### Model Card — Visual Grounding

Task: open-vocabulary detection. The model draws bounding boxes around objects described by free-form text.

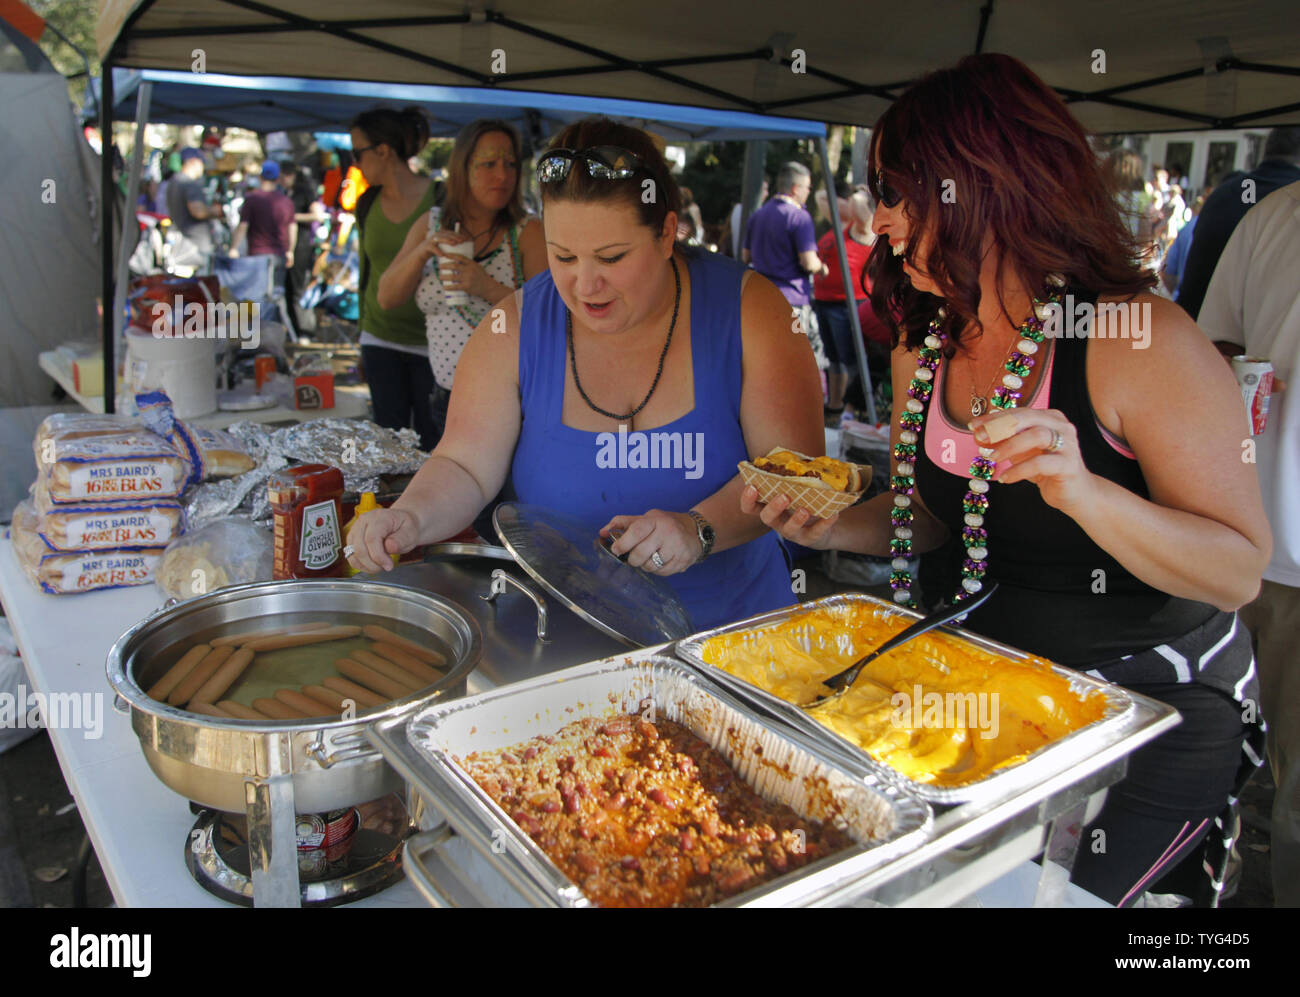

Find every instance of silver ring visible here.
[1046,429,1064,453]
[651,550,666,569]
[343,545,355,558]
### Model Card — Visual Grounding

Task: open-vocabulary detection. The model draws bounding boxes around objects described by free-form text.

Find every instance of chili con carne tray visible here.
[388,654,932,907]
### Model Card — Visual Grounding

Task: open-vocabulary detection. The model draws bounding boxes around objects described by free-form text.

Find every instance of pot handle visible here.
[113,694,130,716]
[480,568,550,643]
[404,823,508,908]
[306,729,374,769]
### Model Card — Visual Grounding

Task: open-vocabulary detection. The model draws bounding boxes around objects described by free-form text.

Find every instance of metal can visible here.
[1232,356,1274,435]
[296,807,360,881]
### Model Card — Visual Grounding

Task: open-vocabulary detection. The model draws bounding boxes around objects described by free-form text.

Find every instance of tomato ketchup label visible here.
[300,499,342,570]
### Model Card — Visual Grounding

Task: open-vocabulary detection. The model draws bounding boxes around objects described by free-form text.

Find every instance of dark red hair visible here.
[867,53,1155,352]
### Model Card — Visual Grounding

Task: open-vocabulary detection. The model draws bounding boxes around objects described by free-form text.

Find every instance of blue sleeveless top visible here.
[511,249,794,632]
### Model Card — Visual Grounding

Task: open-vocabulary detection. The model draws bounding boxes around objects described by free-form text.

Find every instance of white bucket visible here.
[126,328,218,418]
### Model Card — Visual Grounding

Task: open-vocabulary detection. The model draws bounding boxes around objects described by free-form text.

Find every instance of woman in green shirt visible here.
[350,107,439,448]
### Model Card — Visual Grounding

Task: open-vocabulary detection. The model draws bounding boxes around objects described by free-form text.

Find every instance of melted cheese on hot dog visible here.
[754,451,853,491]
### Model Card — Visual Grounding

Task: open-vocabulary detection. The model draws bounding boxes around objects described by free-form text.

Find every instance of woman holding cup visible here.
[379,119,546,443]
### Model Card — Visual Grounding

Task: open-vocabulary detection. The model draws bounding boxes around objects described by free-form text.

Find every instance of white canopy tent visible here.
[98,1,1300,133]
[93,0,1300,412]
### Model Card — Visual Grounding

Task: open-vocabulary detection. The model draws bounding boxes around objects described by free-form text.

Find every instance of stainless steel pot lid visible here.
[492,503,693,648]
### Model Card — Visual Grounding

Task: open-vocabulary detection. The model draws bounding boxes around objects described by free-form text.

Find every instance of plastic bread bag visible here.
[36,408,256,481]
[185,424,257,478]
[35,498,185,551]
[34,418,192,506]
[155,517,273,602]
[12,501,166,595]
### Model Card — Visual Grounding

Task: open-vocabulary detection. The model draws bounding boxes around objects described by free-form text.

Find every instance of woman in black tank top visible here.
[743,55,1272,907]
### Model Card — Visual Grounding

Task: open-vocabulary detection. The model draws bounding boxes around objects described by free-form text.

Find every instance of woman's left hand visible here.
[969,408,1102,516]
[438,254,496,301]
[600,510,700,576]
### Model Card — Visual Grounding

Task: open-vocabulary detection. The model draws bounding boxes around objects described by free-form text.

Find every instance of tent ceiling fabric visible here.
[98,0,1299,133]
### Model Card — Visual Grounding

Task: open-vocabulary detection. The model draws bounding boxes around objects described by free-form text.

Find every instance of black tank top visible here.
[914,288,1216,667]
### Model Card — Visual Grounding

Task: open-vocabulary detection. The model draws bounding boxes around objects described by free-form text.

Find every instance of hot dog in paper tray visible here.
[738,447,872,519]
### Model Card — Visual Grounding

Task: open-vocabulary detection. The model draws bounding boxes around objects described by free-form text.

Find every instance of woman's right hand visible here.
[345,507,421,574]
[421,228,464,260]
[739,485,840,549]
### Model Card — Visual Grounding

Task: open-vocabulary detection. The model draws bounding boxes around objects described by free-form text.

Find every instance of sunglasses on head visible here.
[537,146,648,184]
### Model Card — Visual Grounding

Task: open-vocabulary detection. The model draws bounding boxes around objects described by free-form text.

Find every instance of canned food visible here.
[296,807,360,881]
[1231,356,1274,435]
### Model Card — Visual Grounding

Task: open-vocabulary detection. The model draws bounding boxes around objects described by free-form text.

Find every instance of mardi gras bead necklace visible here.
[889,274,1066,612]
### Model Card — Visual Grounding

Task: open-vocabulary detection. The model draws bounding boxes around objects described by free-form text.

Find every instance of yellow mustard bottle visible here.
[343,492,399,575]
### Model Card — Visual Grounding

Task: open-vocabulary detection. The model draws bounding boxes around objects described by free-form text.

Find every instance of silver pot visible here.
[106,578,482,906]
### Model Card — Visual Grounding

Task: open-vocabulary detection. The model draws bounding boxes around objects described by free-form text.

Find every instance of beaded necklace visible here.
[888,273,1066,612]
[567,256,681,424]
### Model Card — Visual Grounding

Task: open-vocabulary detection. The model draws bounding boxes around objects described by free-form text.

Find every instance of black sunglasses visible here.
[871,168,904,209]
[537,146,649,183]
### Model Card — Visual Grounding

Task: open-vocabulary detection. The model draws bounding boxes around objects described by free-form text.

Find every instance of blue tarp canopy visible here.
[99,68,826,141]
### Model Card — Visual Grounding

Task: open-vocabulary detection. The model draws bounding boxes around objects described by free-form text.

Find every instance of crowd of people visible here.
[128,69,1299,909]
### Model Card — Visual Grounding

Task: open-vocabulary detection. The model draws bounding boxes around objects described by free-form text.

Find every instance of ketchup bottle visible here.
[268,464,346,579]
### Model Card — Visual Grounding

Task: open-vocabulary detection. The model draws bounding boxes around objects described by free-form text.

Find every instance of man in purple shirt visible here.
[743,162,828,304]
[742,162,828,378]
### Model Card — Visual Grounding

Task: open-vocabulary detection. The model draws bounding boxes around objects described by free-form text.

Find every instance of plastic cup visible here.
[439,238,474,307]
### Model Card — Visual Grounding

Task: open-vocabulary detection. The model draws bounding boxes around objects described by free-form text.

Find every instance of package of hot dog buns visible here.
[738,447,872,519]
[34,409,256,492]
[29,497,185,551]
[12,500,167,595]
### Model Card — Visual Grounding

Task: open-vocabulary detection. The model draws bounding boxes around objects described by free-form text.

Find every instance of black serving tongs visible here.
[801,583,998,711]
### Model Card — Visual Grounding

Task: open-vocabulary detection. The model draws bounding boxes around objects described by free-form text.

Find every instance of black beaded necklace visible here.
[566,257,681,424]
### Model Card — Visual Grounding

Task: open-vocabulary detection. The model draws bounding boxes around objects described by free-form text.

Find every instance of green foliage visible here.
[416,138,456,174]
[29,0,100,107]
[678,135,851,227]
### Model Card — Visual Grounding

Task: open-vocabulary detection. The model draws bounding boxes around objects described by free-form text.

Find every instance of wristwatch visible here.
[687,509,715,562]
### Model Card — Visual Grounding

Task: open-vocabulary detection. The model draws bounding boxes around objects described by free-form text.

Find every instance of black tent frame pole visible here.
[100,63,115,414]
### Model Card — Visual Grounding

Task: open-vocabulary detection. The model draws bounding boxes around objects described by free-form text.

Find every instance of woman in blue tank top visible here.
[344,118,824,632]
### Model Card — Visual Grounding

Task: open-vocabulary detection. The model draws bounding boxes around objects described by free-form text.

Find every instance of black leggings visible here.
[1070,681,1248,906]
[361,344,439,451]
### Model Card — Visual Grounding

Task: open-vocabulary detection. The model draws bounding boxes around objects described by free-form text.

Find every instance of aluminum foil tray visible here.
[675,593,1148,807]
[374,653,932,907]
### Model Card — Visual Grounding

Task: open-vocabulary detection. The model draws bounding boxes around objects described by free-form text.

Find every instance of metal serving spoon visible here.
[802,583,998,711]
